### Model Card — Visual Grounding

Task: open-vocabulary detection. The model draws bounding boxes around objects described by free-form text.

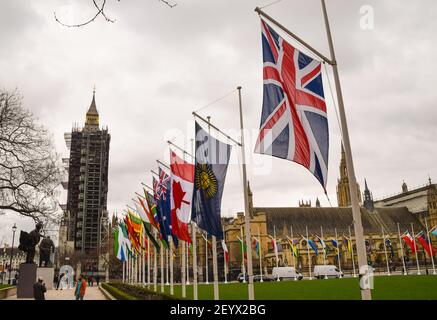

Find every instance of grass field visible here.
[0,284,12,290]
[156,275,437,300]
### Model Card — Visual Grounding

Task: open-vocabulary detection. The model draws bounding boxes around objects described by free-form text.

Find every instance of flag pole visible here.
[186,241,190,285]
[212,235,219,300]
[382,227,391,276]
[160,243,164,292]
[290,226,297,281]
[273,226,279,281]
[192,223,198,300]
[147,232,151,286]
[239,227,247,283]
[122,260,125,283]
[258,227,263,282]
[254,7,333,64]
[424,216,436,275]
[223,225,228,284]
[411,223,421,275]
[306,226,312,280]
[397,223,407,275]
[335,228,342,278]
[191,136,199,300]
[237,86,255,300]
[348,226,357,277]
[320,0,371,300]
[205,232,209,284]
[321,226,327,279]
[153,230,158,291]
[170,236,174,295]
[206,115,220,301]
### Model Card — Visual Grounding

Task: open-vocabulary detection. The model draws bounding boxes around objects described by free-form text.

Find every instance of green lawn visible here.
[0,284,12,290]
[153,275,437,300]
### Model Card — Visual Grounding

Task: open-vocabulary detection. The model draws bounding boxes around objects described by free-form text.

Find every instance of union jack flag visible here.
[254,20,329,190]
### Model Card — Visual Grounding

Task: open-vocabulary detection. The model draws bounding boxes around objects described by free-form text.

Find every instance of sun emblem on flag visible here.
[195,163,218,199]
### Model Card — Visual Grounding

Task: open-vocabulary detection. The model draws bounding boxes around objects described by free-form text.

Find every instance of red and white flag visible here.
[221,240,229,265]
[401,231,417,254]
[170,150,193,243]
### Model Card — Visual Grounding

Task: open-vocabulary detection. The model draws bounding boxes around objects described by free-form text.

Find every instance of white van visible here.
[313,265,343,279]
[271,267,303,281]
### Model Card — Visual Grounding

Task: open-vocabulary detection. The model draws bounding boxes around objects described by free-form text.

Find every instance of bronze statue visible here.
[18,222,43,264]
[39,236,55,267]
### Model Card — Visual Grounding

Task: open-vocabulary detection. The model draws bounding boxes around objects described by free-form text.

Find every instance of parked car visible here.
[271,267,303,281]
[253,275,274,282]
[313,265,343,279]
[237,273,247,283]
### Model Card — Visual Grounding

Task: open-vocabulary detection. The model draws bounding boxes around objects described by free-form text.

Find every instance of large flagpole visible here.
[411,223,421,275]
[424,216,436,275]
[237,86,255,300]
[382,227,391,276]
[320,0,370,299]
[255,2,371,299]
[348,226,357,277]
[397,223,407,275]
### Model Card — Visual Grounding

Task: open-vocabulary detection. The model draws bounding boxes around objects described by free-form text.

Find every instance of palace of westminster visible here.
[47,91,437,280]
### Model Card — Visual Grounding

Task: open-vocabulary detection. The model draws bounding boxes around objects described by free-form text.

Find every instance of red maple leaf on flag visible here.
[172,180,190,210]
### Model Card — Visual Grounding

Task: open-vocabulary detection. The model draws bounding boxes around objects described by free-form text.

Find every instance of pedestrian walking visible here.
[33,277,46,300]
[74,275,87,300]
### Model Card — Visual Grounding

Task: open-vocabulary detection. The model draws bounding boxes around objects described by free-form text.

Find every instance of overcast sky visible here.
[1,0,436,245]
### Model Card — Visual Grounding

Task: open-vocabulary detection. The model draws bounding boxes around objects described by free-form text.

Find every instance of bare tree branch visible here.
[54,0,177,28]
[0,89,63,225]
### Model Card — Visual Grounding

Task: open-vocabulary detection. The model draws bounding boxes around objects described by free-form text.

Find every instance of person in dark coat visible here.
[33,277,47,300]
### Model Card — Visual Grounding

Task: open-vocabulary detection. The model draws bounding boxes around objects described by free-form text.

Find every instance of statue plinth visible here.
[17,263,37,298]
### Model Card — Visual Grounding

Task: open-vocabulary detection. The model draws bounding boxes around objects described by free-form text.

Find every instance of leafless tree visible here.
[54,0,177,28]
[0,89,63,224]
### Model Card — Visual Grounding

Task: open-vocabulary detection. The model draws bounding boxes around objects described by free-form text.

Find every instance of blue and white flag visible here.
[191,121,232,239]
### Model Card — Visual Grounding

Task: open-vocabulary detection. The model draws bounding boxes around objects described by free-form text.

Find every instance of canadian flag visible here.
[170,150,193,243]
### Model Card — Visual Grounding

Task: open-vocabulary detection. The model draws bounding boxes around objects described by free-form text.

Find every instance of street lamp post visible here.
[8,224,17,285]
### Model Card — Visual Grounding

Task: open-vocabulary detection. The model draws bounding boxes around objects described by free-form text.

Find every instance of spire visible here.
[85,87,99,127]
[402,180,408,193]
[363,178,374,212]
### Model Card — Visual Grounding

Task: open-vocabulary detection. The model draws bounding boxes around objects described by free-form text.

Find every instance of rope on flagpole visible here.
[259,0,283,10]
[193,88,238,114]
[323,62,343,141]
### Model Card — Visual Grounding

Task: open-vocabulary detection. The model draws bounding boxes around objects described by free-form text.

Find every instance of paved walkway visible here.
[6,286,108,300]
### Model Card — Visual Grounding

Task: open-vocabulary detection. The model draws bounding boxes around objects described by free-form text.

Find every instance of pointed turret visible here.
[85,88,99,128]
[363,178,374,212]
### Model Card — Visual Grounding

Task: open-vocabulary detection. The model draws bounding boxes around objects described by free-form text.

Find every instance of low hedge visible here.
[102,283,181,300]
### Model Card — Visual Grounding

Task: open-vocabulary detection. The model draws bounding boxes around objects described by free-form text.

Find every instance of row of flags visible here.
[114,121,234,263]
